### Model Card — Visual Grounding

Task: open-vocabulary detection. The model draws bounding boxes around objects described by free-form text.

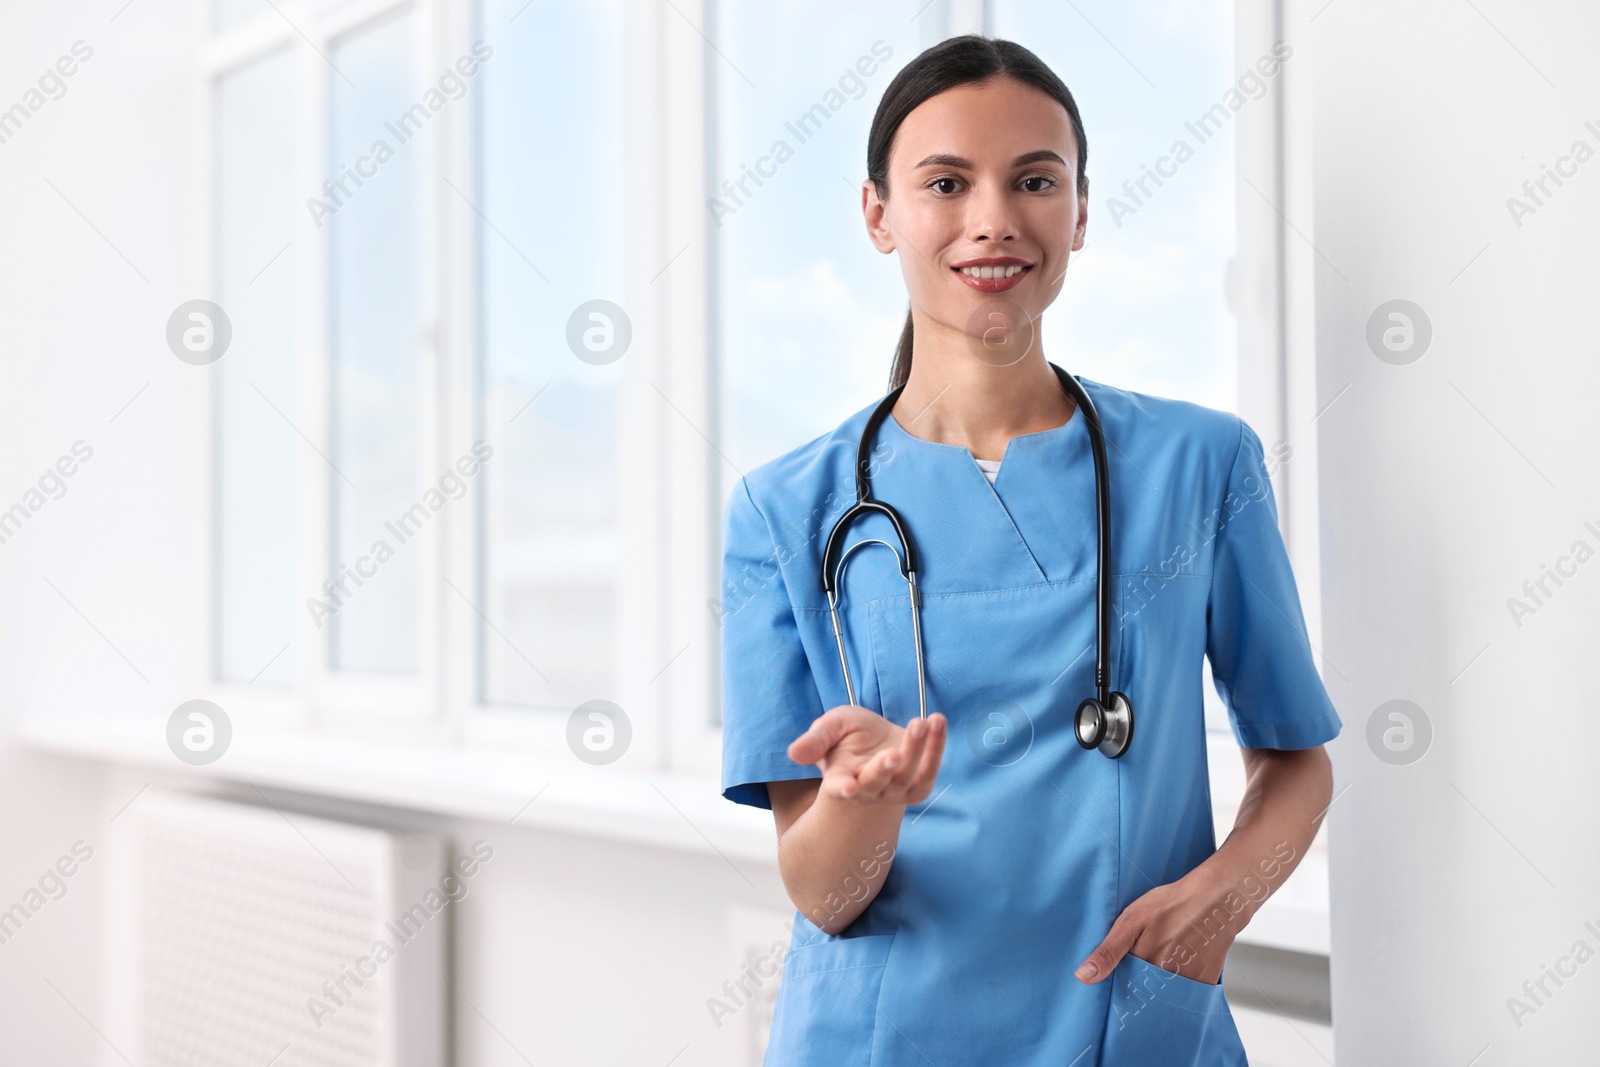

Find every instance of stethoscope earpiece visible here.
[1074,691,1135,759]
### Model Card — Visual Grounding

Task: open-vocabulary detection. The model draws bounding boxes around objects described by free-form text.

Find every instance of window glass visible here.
[475,0,625,709]
[214,47,298,686]
[328,8,421,674]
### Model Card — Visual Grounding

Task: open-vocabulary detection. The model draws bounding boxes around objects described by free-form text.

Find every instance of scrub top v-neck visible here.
[870,402,1099,592]
[718,376,1341,1067]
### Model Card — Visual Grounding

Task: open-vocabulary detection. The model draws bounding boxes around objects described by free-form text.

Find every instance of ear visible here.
[1072,184,1089,252]
[862,179,896,254]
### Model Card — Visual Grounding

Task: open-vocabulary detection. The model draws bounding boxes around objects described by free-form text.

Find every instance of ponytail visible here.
[888,308,914,392]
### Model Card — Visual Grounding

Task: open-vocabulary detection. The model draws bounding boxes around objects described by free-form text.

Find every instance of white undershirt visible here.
[974,457,1002,485]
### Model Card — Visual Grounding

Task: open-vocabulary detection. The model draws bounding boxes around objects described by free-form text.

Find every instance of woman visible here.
[719,34,1338,1066]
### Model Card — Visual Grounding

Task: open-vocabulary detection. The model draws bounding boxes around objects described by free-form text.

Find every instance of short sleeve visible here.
[1206,419,1342,750]
[719,477,825,809]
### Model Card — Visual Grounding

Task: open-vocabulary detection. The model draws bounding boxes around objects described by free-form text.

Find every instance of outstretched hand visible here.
[788,705,947,805]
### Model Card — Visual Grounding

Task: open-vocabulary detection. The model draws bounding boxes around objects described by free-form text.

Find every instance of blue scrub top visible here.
[719,376,1341,1066]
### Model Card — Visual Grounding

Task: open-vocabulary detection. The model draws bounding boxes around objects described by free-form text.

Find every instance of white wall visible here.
[1311,0,1600,1062]
[0,0,202,726]
[0,746,108,1066]
[0,2,196,1059]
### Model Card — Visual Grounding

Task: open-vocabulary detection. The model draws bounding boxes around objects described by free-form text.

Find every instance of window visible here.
[201,0,638,735]
[474,0,626,712]
[213,47,297,688]
[328,9,421,675]
[196,3,1311,889]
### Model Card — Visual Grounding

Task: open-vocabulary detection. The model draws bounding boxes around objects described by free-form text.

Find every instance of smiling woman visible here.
[719,33,1339,1067]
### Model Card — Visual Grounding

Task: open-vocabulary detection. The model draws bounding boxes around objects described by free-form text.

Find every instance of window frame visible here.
[454,0,667,759]
[192,0,674,760]
[197,0,453,742]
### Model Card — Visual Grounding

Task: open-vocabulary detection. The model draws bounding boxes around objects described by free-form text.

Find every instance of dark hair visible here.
[866,35,1090,392]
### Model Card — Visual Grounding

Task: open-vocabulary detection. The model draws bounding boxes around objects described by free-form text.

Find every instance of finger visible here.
[906,714,948,796]
[820,767,862,800]
[854,746,904,800]
[1076,913,1139,984]
[886,717,929,791]
[788,710,849,766]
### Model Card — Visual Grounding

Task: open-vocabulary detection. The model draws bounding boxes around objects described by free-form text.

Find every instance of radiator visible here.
[110,790,448,1067]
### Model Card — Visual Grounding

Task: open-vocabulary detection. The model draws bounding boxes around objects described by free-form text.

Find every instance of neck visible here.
[890,313,1075,462]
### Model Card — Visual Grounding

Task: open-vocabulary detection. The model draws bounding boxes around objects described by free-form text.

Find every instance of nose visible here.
[966,176,1021,243]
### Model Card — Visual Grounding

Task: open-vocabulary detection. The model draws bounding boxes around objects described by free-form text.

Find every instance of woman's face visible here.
[865,76,1086,348]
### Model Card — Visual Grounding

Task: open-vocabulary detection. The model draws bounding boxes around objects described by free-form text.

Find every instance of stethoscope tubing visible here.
[826,538,927,719]
[820,361,1120,748]
[1049,365,1114,709]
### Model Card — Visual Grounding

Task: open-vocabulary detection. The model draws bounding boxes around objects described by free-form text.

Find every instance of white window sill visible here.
[14,714,1329,955]
[15,714,780,863]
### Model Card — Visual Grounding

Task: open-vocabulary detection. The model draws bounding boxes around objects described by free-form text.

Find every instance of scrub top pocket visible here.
[1100,953,1247,1067]
[764,931,897,1067]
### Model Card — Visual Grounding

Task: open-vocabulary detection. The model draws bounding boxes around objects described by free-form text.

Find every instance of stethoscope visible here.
[819,361,1135,759]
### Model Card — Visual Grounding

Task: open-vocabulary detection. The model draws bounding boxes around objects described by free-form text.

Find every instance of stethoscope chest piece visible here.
[1075,691,1135,759]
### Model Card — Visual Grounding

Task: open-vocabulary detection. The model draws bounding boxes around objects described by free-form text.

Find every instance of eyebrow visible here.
[914,149,1069,170]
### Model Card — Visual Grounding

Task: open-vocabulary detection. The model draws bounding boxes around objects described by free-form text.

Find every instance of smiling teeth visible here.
[959,265,1026,279]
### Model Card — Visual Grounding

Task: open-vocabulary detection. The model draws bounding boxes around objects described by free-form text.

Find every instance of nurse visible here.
[719,34,1340,1067]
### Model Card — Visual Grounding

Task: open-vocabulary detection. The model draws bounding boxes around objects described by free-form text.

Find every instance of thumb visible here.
[1075,917,1138,984]
[788,710,849,766]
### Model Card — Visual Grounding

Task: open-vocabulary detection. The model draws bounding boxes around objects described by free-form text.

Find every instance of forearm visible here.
[777,785,904,935]
[1191,746,1333,930]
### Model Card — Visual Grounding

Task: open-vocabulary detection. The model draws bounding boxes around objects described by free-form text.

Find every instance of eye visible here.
[1021,174,1059,192]
[929,176,961,195]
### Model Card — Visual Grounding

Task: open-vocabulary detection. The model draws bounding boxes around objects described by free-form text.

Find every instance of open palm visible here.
[787,705,947,804]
